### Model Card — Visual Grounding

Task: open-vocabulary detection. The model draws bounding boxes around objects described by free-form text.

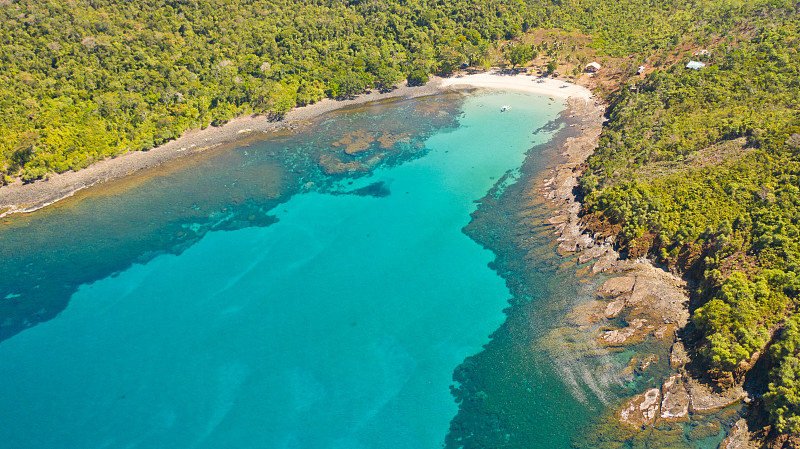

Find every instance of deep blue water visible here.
[0,91,567,448]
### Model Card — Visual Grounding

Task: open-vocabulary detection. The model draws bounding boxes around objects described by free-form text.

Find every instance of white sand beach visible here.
[441,71,593,100]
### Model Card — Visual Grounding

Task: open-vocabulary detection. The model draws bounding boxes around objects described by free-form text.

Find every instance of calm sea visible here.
[0,91,619,448]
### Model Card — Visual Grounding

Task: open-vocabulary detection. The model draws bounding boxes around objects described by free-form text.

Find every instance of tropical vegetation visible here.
[578,2,800,434]
[4,0,800,436]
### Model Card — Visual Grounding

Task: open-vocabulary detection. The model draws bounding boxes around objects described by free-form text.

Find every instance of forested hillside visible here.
[0,0,771,183]
[578,4,800,435]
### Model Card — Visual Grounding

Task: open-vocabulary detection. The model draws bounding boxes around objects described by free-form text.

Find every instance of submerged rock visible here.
[636,354,659,374]
[318,154,368,175]
[332,130,376,155]
[600,318,650,346]
[720,418,760,449]
[567,300,606,326]
[687,419,722,441]
[547,213,569,225]
[376,132,409,150]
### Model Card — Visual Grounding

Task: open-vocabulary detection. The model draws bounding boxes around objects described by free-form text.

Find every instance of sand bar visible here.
[0,72,593,217]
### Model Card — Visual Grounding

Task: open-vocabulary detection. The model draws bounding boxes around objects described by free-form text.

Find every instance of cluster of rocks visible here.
[318,129,419,175]
[330,129,411,155]
[618,350,747,430]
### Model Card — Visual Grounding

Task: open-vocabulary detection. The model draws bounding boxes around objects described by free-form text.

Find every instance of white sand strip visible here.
[440,71,592,100]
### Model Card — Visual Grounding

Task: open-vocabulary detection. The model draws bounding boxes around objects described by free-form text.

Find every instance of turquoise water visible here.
[0,92,566,448]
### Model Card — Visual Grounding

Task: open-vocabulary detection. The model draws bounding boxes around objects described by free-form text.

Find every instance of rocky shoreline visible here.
[541,98,757,446]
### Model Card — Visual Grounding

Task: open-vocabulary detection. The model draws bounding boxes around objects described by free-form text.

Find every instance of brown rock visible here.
[599,276,636,297]
[619,388,661,428]
[687,377,747,413]
[577,244,608,264]
[629,278,657,304]
[376,132,408,149]
[600,318,648,346]
[720,419,760,449]
[547,214,569,225]
[636,354,659,374]
[318,154,368,175]
[670,342,689,369]
[557,232,595,255]
[604,299,625,319]
[659,374,689,422]
[334,130,376,155]
[344,140,372,155]
[653,324,673,340]
[592,251,619,273]
[624,272,689,327]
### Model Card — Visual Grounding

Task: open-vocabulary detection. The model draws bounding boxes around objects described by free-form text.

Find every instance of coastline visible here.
[0,71,592,218]
[539,82,751,446]
[447,95,611,447]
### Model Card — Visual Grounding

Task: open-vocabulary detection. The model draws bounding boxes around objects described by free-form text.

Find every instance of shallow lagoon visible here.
[0,91,575,448]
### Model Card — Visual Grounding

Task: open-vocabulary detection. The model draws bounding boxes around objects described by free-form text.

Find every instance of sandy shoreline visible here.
[440,71,592,100]
[0,71,593,217]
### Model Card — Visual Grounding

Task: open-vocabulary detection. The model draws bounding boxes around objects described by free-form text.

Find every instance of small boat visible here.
[500,105,511,112]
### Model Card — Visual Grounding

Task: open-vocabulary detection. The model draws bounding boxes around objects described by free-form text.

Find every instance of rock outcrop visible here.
[720,419,760,449]
[686,376,748,413]
[659,374,690,422]
[619,388,661,428]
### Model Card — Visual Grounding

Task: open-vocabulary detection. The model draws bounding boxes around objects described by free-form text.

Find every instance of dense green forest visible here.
[4,0,800,438]
[578,3,800,435]
[0,0,765,183]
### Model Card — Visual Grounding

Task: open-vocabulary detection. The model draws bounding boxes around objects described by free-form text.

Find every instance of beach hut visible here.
[686,61,706,70]
[585,62,602,72]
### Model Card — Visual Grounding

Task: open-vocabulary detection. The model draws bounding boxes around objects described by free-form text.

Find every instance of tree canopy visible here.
[577,3,800,430]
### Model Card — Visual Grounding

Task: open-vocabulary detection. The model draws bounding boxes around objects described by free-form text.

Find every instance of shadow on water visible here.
[0,94,463,343]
